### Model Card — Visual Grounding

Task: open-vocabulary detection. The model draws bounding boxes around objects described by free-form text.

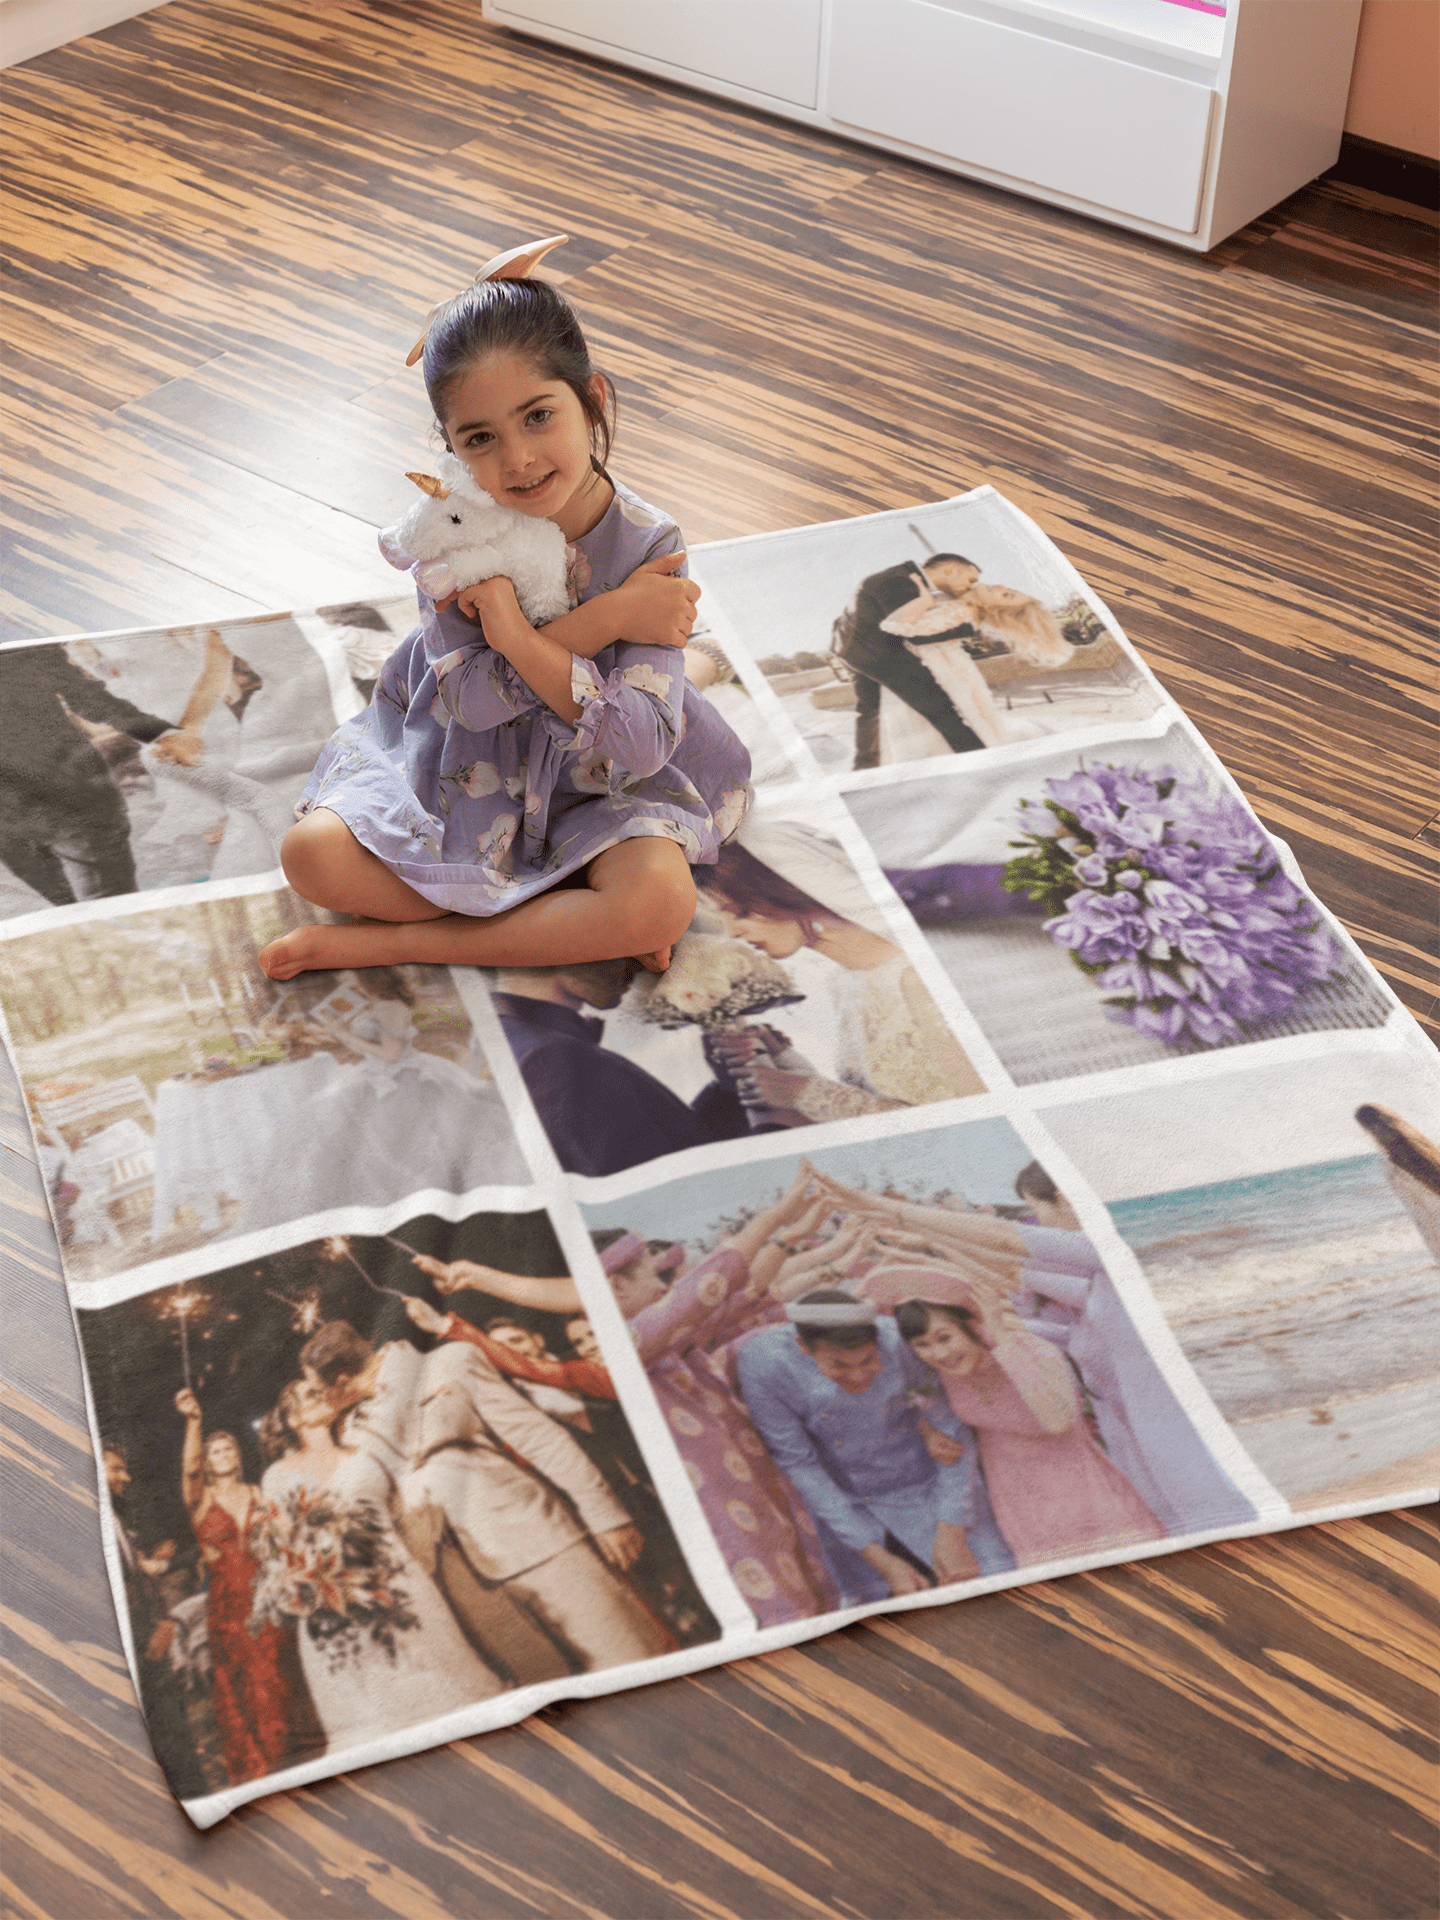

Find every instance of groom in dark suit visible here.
[835,554,986,769]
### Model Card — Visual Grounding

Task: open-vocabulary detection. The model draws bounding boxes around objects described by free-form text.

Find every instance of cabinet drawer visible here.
[492,0,824,108]
[827,0,1215,232]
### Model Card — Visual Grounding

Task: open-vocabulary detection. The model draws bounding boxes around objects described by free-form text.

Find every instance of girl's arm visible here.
[464,577,586,721]
[457,551,700,662]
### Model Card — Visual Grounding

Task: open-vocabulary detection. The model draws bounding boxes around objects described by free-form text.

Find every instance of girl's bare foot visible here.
[635,946,672,974]
[258,920,413,979]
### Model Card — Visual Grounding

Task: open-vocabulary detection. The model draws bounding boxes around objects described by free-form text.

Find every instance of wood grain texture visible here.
[0,1,1436,1913]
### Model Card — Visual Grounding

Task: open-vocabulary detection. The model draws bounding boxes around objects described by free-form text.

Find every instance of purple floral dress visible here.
[628,1249,838,1627]
[297,481,751,913]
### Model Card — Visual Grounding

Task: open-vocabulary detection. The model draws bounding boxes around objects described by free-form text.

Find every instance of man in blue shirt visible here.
[736,1290,1013,1607]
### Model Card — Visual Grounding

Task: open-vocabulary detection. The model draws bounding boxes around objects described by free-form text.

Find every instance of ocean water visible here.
[1109,1156,1440,1427]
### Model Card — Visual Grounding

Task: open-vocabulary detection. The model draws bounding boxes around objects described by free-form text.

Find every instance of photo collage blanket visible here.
[1,489,1435,1826]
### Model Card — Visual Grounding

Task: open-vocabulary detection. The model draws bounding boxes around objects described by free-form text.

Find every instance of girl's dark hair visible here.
[1014,1159,1058,1205]
[923,552,977,571]
[423,278,616,472]
[699,842,833,926]
[590,1227,631,1254]
[894,1299,979,1343]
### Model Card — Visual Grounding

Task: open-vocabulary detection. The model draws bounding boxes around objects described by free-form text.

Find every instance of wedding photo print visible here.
[486,809,985,1177]
[691,490,1160,775]
[580,1123,1255,1628]
[82,1207,719,1809]
[1040,1050,1440,1511]
[845,727,1393,1085]
[0,607,412,913]
[0,889,526,1279]
[83,1205,718,1804]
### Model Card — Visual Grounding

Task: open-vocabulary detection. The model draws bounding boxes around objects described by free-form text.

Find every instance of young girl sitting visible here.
[259,235,751,983]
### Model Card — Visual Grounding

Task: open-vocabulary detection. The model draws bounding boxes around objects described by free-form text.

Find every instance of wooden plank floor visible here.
[1,2,1437,1914]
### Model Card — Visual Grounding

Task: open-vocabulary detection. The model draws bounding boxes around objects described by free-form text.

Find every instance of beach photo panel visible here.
[1037,1049,1440,1510]
[843,726,1394,1085]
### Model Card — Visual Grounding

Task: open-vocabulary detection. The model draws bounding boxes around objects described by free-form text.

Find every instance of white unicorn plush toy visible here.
[377,451,571,626]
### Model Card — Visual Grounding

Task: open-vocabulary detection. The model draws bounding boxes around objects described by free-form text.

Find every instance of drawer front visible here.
[827,0,1215,232]
[492,0,824,108]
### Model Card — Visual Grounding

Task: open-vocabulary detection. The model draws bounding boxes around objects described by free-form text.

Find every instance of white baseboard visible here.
[0,0,167,69]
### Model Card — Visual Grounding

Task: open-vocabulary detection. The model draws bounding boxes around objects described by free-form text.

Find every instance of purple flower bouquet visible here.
[1001,764,1338,1046]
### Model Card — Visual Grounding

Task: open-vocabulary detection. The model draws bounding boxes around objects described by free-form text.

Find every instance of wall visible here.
[0,0,165,69]
[1343,0,1440,157]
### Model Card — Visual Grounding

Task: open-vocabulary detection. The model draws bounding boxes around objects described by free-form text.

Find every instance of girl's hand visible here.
[175,1388,201,1421]
[612,553,701,649]
[455,574,518,626]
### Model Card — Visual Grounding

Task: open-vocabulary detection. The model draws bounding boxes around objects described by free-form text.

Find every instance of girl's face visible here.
[204,1434,241,1479]
[611,1251,668,1319]
[711,894,806,960]
[441,349,608,541]
[909,1310,982,1376]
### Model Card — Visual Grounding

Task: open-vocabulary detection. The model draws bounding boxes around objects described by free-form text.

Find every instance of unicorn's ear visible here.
[405,471,450,500]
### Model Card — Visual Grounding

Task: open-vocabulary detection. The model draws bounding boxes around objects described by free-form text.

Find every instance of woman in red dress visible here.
[176,1387,304,1785]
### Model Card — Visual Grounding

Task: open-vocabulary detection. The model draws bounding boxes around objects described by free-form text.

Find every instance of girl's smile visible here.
[441,348,612,541]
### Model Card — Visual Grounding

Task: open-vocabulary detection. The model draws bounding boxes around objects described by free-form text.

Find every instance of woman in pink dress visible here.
[598,1169,847,1624]
[862,1267,1165,1567]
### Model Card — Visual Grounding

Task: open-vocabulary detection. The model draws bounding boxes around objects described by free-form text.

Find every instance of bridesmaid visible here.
[596,1167,846,1624]
[175,1388,312,1785]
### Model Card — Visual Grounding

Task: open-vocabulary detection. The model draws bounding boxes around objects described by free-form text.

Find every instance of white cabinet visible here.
[492,0,824,106]
[828,0,1215,233]
[482,0,1364,251]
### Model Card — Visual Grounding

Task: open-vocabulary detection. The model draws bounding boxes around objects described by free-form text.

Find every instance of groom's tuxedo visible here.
[837,561,987,769]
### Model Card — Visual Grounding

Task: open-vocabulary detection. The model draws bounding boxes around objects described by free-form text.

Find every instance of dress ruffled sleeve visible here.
[547,643,684,782]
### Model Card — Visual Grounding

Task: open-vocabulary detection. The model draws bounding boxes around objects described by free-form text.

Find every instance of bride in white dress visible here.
[875,569,1071,762]
[148,968,525,1244]
[253,1375,503,1757]
[697,819,983,1121]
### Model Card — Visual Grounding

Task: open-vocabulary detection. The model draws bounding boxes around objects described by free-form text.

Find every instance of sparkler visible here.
[264,1286,325,1334]
[322,1235,408,1301]
[382,1235,424,1261]
[156,1285,211,1388]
